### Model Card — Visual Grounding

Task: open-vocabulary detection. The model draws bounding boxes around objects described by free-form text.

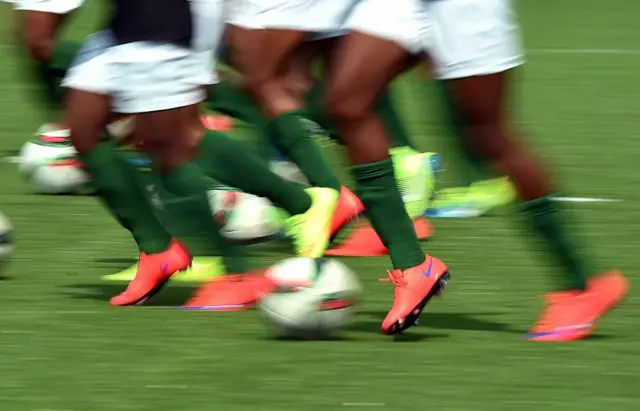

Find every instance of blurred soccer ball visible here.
[258,257,361,339]
[0,211,13,272]
[18,124,89,194]
[207,188,281,241]
[19,123,76,176]
[30,155,90,195]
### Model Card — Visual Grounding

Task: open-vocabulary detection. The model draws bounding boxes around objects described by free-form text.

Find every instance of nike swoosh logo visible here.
[161,263,170,274]
[423,257,433,278]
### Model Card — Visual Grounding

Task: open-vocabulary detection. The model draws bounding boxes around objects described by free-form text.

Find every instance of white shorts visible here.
[5,0,83,13]
[228,0,358,33]
[426,0,525,80]
[62,0,224,114]
[345,0,428,54]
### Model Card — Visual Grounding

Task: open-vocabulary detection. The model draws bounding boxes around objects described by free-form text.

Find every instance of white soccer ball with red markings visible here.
[207,188,281,241]
[30,155,90,194]
[258,257,361,339]
[18,123,77,176]
[18,124,90,194]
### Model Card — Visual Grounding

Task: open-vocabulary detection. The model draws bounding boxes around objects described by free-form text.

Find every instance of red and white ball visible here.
[258,257,361,339]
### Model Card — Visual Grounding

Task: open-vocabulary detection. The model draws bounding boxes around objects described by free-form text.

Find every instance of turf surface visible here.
[1,1,639,410]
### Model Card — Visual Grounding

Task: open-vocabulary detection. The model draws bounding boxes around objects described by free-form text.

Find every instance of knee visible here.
[326,86,370,124]
[26,32,54,62]
[242,71,274,100]
[69,127,102,155]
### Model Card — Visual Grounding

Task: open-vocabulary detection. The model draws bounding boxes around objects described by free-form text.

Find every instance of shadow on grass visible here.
[349,319,450,342]
[62,283,196,306]
[263,333,355,342]
[358,310,525,334]
[261,327,448,343]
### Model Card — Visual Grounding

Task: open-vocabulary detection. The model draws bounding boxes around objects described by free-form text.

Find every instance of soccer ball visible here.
[0,211,13,271]
[19,123,76,176]
[258,257,361,339]
[19,124,89,194]
[30,155,90,194]
[207,188,281,241]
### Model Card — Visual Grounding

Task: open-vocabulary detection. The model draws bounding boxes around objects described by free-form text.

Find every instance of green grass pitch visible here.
[1,1,639,410]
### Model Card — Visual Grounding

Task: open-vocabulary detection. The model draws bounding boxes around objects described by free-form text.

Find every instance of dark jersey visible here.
[109,0,193,48]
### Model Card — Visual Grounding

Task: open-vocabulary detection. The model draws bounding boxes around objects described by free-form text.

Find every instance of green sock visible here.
[22,40,82,121]
[303,83,336,136]
[521,196,589,290]
[80,142,172,254]
[267,111,342,191]
[353,160,425,270]
[377,87,415,150]
[161,162,245,273]
[195,130,312,215]
[437,81,493,185]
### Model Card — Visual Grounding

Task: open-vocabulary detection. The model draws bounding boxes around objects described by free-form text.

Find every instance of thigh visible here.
[447,71,510,124]
[328,31,411,110]
[427,0,525,80]
[8,0,84,13]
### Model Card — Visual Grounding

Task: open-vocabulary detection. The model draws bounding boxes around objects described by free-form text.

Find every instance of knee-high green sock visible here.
[80,142,172,254]
[437,81,493,185]
[195,130,312,215]
[21,40,82,121]
[353,160,425,270]
[521,196,589,291]
[267,111,342,191]
[376,87,415,150]
[161,162,245,273]
[303,83,335,136]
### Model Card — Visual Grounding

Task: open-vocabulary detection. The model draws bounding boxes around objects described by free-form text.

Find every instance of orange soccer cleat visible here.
[110,239,192,306]
[526,270,628,342]
[380,255,450,335]
[182,270,276,311]
[329,186,365,238]
[325,217,433,257]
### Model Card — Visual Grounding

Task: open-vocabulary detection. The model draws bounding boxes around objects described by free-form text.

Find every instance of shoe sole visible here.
[115,264,192,306]
[179,303,255,311]
[384,271,451,335]
[526,287,628,342]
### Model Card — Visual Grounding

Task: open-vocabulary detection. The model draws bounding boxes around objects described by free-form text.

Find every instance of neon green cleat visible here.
[390,147,441,219]
[428,177,517,218]
[102,257,224,282]
[285,187,339,258]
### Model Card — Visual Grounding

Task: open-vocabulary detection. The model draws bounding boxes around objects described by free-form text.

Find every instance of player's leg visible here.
[326,0,449,335]
[273,42,439,219]
[9,0,84,121]
[227,23,342,192]
[428,0,627,340]
[227,2,360,234]
[111,8,338,305]
[428,73,516,217]
[62,31,183,303]
[194,127,341,259]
